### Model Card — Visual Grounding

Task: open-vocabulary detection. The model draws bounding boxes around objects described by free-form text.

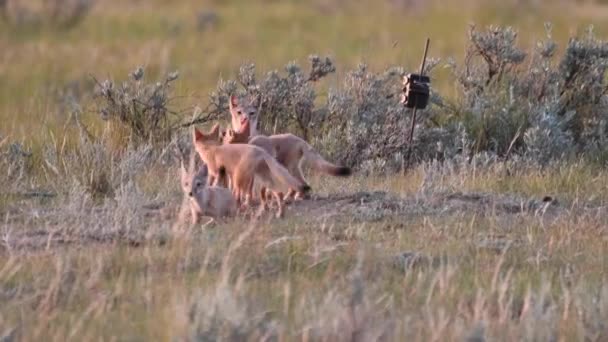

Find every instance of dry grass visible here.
[2,0,608,340]
[2,155,608,340]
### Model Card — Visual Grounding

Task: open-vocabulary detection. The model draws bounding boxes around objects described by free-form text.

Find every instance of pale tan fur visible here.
[193,124,310,218]
[223,119,351,200]
[179,157,237,224]
[229,95,260,137]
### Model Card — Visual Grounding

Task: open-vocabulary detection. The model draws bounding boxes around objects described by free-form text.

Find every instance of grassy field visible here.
[2,0,608,340]
[3,0,608,144]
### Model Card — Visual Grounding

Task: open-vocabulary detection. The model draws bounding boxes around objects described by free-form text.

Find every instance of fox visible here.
[193,124,310,218]
[179,155,237,224]
[222,118,351,200]
[229,94,261,137]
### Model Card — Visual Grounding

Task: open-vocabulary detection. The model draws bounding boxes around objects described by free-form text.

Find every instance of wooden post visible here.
[404,38,430,171]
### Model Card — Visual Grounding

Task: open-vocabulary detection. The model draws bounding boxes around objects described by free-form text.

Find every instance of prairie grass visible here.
[3,0,608,146]
[2,142,608,339]
[2,0,608,340]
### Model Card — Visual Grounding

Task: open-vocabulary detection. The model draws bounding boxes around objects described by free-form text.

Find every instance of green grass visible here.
[3,0,608,146]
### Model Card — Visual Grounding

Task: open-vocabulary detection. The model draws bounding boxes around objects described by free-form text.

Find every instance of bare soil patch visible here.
[1,189,573,254]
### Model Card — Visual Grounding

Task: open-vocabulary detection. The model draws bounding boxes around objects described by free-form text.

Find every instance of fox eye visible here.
[237,110,242,115]
[249,111,256,117]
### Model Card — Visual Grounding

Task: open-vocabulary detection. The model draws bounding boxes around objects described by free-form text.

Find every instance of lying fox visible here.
[223,118,351,200]
[179,156,237,224]
[193,124,310,218]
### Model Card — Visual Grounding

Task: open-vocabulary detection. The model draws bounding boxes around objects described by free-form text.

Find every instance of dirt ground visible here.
[2,188,583,254]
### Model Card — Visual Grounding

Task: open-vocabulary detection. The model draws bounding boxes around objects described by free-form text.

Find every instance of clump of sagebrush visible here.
[319,57,446,172]
[93,67,181,144]
[204,23,608,172]
[207,55,446,172]
[438,23,608,165]
[0,136,33,192]
[0,0,94,30]
[440,24,528,156]
[207,55,335,140]
[320,64,409,170]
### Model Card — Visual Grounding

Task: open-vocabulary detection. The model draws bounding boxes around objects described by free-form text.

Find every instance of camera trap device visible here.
[403,38,431,169]
[401,73,430,109]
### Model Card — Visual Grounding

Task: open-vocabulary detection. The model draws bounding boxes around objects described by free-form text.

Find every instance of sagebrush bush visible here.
[438,24,608,165]
[207,55,335,140]
[523,110,575,165]
[39,22,608,187]
[93,67,183,145]
[80,23,608,177]
[207,58,436,172]
[323,65,408,168]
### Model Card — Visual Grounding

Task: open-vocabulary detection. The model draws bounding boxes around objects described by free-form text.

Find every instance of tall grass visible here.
[2,158,608,339]
[3,124,608,339]
[3,1,608,340]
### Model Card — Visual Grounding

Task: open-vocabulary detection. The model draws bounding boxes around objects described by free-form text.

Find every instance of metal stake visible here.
[404,38,430,171]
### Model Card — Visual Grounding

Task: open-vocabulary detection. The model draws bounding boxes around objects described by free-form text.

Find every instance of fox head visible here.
[180,158,208,198]
[229,95,259,135]
[222,118,250,145]
[193,123,222,149]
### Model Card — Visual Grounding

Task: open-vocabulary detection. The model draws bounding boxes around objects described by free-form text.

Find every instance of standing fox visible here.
[223,118,351,200]
[179,155,237,224]
[193,124,310,218]
[229,95,261,137]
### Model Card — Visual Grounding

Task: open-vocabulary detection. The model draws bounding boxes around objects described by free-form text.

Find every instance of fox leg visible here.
[191,206,200,225]
[207,175,216,187]
[255,191,266,219]
[232,186,241,209]
[243,180,252,208]
[261,187,283,207]
[284,189,296,202]
[244,178,254,207]
[259,187,268,211]
[233,172,251,212]
[285,161,309,201]
[260,187,274,207]
[260,187,266,203]
[272,191,284,218]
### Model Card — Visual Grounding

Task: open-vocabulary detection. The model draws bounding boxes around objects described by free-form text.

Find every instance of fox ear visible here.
[229,95,238,110]
[193,127,204,142]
